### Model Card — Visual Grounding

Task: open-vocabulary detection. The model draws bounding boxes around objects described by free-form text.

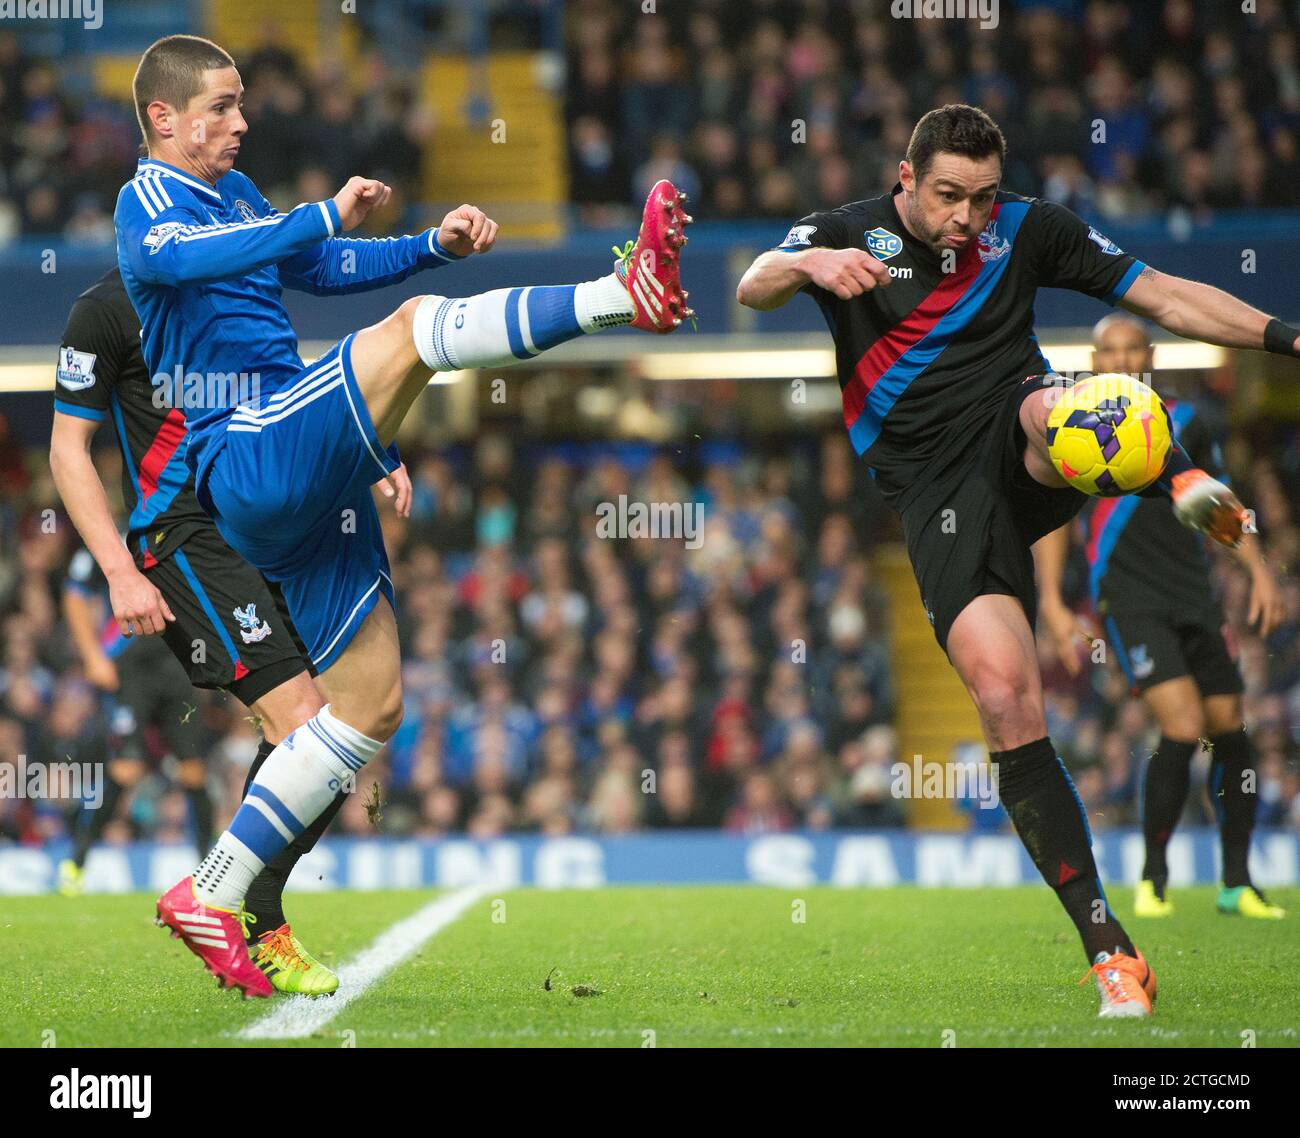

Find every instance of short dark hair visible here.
[133,35,237,146]
[905,104,1006,183]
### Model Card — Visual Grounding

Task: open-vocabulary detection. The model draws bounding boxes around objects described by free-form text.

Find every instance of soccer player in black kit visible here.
[1037,314,1286,922]
[49,266,411,995]
[60,541,213,883]
[738,105,1300,1017]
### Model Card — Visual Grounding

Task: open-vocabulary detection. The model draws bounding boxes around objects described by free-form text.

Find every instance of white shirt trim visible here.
[137,160,223,202]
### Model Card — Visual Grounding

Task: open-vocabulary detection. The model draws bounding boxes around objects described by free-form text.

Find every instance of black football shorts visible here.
[143,525,311,706]
[1099,603,1243,698]
[900,374,1087,655]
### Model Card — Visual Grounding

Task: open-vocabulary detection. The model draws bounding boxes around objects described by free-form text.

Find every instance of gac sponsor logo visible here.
[865,227,903,260]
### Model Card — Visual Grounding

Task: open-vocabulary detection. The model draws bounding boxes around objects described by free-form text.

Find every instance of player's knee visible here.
[1201,701,1241,738]
[365,689,404,743]
[393,295,428,340]
[289,691,325,734]
[338,683,404,743]
[968,667,1037,731]
[1158,703,1205,742]
[255,678,326,743]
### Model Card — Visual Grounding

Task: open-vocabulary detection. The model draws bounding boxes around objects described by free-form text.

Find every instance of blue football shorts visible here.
[201,333,399,672]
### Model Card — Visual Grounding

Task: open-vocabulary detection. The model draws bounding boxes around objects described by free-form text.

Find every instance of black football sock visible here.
[240,738,347,941]
[185,783,215,853]
[1208,727,1256,889]
[1140,737,1198,893]
[72,773,127,868]
[241,738,276,798]
[992,736,1136,962]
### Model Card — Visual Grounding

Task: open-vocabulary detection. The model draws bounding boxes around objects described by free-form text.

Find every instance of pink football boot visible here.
[155,876,272,998]
[615,179,694,332]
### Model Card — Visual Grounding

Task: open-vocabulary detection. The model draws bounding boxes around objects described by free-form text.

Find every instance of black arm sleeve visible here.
[53,296,121,423]
[773,208,859,303]
[1031,201,1146,305]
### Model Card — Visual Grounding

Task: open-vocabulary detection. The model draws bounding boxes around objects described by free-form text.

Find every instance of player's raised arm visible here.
[737,213,891,310]
[1118,266,1300,359]
[117,191,341,289]
[1032,199,1298,358]
[737,246,892,310]
[277,200,498,297]
[434,203,499,256]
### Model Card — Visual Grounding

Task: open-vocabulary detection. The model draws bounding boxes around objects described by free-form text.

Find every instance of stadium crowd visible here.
[0,0,1298,849]
[0,418,1297,846]
[5,2,1300,239]
[0,26,430,244]
[567,0,1300,224]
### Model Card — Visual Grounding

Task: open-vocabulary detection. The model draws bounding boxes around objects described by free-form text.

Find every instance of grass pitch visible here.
[3,885,1296,1047]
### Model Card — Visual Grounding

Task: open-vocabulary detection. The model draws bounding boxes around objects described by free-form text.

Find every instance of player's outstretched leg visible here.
[947,595,1157,1017]
[1018,384,1248,546]
[349,180,693,444]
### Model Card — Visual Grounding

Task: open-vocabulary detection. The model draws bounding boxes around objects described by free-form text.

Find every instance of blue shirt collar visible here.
[136,158,224,202]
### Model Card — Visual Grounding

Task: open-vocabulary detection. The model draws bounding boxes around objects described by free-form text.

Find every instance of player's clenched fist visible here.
[802,247,892,300]
[437,204,498,256]
[332,176,392,232]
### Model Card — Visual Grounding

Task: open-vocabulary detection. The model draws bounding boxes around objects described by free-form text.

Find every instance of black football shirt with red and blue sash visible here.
[777,185,1146,511]
[54,266,207,570]
[1084,398,1221,614]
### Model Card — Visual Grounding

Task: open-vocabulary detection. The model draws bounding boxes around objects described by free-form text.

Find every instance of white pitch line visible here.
[240,884,490,1040]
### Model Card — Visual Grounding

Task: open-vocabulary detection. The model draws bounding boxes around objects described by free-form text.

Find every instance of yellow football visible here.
[1045,373,1173,496]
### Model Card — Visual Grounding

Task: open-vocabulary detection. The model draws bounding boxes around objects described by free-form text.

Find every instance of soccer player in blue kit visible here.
[117,35,693,996]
